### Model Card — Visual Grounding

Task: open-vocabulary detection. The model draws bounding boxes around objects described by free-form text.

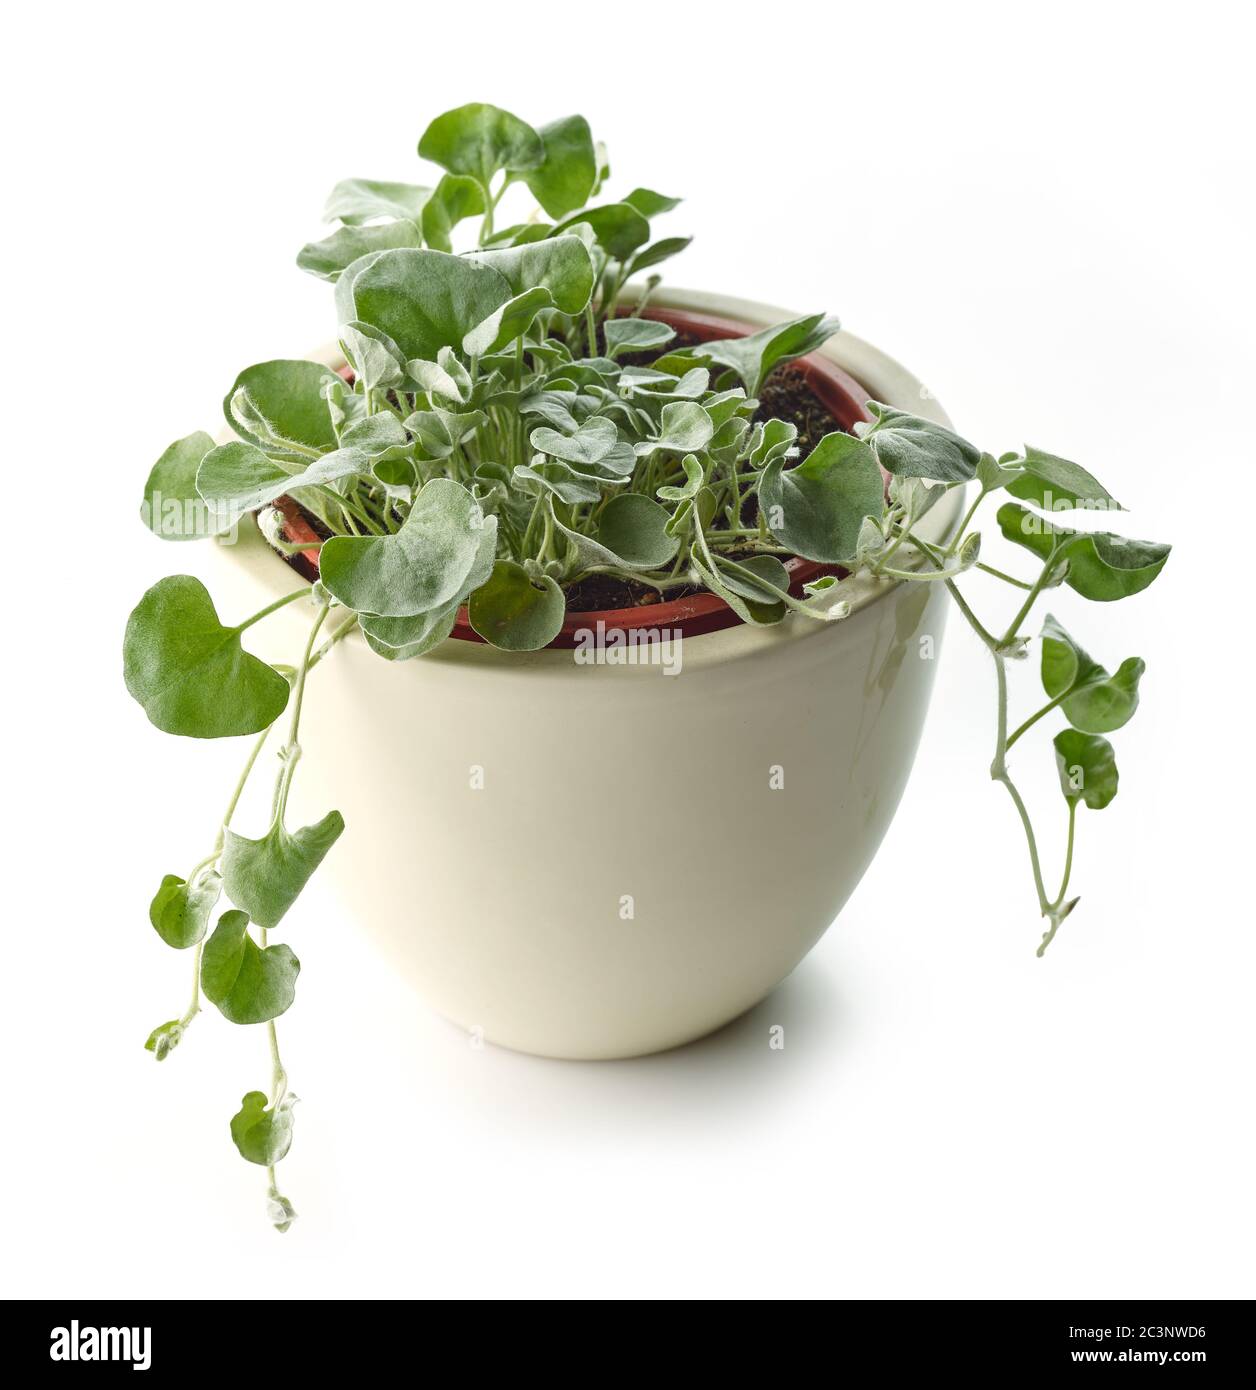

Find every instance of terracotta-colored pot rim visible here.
[273,307,875,647]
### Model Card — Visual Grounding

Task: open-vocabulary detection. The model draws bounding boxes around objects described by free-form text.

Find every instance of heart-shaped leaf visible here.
[324,178,430,225]
[196,443,369,526]
[553,203,650,259]
[141,432,233,542]
[403,407,486,460]
[760,431,884,563]
[1040,614,1145,733]
[468,560,565,650]
[470,235,594,316]
[297,219,423,281]
[524,115,597,219]
[689,549,787,626]
[123,576,290,738]
[1053,730,1119,810]
[224,361,341,459]
[222,810,345,930]
[514,459,605,505]
[463,286,554,356]
[348,248,512,362]
[149,868,222,949]
[320,478,496,617]
[689,313,840,395]
[997,504,1171,601]
[1006,445,1123,512]
[359,604,460,661]
[339,322,407,393]
[531,415,619,466]
[201,909,300,1024]
[231,1091,297,1167]
[858,402,980,483]
[418,103,543,186]
[656,453,705,502]
[595,493,679,568]
[407,346,472,404]
[420,173,487,251]
[623,188,681,218]
[634,400,714,457]
[604,317,675,360]
[626,236,693,278]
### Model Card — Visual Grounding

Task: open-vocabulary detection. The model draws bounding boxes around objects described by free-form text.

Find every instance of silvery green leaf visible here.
[360,604,459,661]
[623,188,682,218]
[524,114,597,219]
[404,407,486,460]
[858,402,980,483]
[656,453,705,502]
[553,203,650,259]
[200,909,300,1024]
[514,459,605,505]
[689,549,786,626]
[149,868,223,949]
[324,178,431,226]
[463,286,554,356]
[339,414,409,458]
[603,317,675,360]
[1053,730,1119,810]
[997,504,1170,602]
[123,576,290,738]
[555,492,678,570]
[1007,444,1124,512]
[747,418,798,468]
[685,313,841,396]
[761,432,884,564]
[626,236,693,278]
[976,451,1026,494]
[420,173,487,252]
[231,1091,297,1167]
[222,811,345,930]
[634,401,714,457]
[1040,614,1145,733]
[468,559,566,651]
[339,321,407,393]
[469,235,595,315]
[141,431,233,541]
[531,415,618,466]
[224,361,341,460]
[297,219,422,281]
[196,443,368,526]
[320,478,497,617]
[347,248,512,362]
[144,1019,184,1061]
[518,388,582,432]
[418,103,543,186]
[407,346,472,404]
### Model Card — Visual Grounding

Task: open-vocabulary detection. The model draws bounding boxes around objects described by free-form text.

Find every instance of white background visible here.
[3,1,1252,1299]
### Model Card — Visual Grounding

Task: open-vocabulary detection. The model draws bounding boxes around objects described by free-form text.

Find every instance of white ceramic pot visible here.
[205,289,962,1059]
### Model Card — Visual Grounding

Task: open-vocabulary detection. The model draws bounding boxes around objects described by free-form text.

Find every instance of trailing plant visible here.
[125,102,1170,1229]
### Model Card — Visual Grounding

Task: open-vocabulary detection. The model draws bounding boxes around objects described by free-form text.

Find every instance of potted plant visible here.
[125,103,1171,1230]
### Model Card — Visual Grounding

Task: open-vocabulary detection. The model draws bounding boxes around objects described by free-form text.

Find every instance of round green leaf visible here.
[324,178,431,226]
[468,560,565,651]
[1053,730,1119,810]
[141,431,231,541]
[470,235,595,315]
[223,360,340,458]
[463,287,555,357]
[297,219,423,281]
[319,478,497,617]
[201,909,300,1025]
[421,173,487,252]
[149,868,222,949]
[348,248,512,362]
[123,576,290,738]
[997,504,1171,601]
[231,1091,297,1167]
[1040,613,1145,733]
[1006,445,1123,512]
[418,103,543,186]
[859,402,980,483]
[595,493,679,568]
[760,431,884,563]
[552,203,650,260]
[524,115,598,219]
[221,810,345,930]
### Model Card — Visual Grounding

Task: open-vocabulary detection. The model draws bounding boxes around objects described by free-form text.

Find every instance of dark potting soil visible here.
[277,331,847,610]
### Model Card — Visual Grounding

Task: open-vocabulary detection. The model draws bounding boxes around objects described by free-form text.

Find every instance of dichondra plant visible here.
[125,102,1170,1228]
